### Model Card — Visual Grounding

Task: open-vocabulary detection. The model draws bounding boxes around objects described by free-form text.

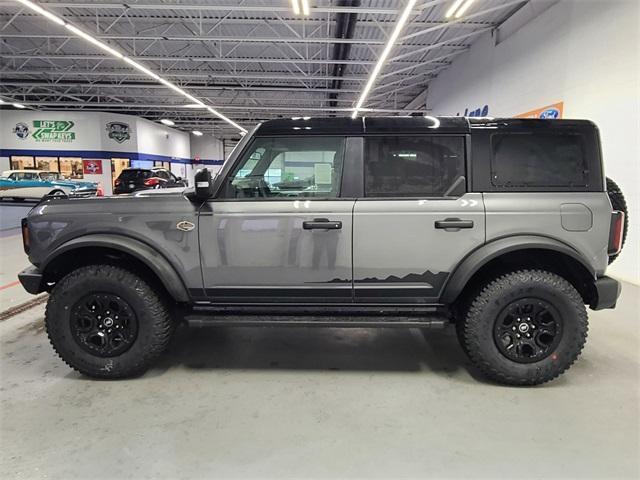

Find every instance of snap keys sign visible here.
[32,120,76,142]
[515,102,564,119]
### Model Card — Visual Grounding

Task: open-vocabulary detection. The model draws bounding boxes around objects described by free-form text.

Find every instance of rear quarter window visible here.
[491,133,588,187]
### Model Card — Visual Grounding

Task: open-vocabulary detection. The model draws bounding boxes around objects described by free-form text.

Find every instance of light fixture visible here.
[0,99,5,104]
[15,0,65,26]
[351,0,417,119]
[13,0,246,134]
[160,119,175,126]
[291,0,310,16]
[192,130,203,136]
[13,103,27,109]
[454,0,477,18]
[184,104,205,109]
[445,0,465,18]
[446,0,476,19]
[301,0,311,16]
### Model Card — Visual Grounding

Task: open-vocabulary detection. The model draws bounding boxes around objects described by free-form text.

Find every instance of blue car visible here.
[0,170,98,201]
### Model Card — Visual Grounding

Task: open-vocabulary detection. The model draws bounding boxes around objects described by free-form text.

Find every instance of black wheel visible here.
[458,270,588,386]
[46,265,174,378]
[46,189,67,199]
[606,177,628,264]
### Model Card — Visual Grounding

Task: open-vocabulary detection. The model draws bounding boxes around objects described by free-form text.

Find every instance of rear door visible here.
[198,135,355,303]
[353,134,485,303]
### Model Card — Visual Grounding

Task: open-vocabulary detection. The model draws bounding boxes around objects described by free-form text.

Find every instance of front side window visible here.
[364,136,466,197]
[221,136,345,199]
[491,133,588,187]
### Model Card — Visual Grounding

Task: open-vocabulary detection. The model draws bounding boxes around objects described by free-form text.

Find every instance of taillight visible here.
[144,177,161,187]
[21,218,30,254]
[114,178,121,186]
[608,210,625,255]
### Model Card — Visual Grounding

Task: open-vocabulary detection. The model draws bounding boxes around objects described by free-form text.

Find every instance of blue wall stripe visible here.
[0,148,224,165]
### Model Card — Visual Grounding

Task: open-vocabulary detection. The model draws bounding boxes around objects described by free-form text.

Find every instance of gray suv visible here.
[18,117,628,385]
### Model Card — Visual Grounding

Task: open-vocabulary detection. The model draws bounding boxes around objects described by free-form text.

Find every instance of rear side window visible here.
[119,170,151,180]
[364,136,466,197]
[491,133,588,187]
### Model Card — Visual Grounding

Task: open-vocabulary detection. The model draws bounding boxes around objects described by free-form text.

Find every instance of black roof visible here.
[253,116,597,136]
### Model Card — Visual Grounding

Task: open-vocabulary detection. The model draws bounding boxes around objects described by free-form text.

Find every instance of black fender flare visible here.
[440,235,596,303]
[42,234,190,302]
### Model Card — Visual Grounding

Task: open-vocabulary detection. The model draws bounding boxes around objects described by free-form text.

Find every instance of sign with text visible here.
[32,120,76,142]
[515,102,564,119]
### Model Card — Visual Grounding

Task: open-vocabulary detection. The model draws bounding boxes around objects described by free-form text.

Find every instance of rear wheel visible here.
[458,270,588,386]
[45,265,174,378]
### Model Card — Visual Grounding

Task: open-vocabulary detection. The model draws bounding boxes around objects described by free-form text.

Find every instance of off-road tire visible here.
[606,177,628,264]
[45,264,174,379]
[459,270,588,386]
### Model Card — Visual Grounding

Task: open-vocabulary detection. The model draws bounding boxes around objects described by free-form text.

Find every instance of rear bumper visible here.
[591,275,622,310]
[18,266,44,295]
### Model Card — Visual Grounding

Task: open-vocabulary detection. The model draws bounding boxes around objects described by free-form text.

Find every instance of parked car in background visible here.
[0,170,99,201]
[114,167,186,194]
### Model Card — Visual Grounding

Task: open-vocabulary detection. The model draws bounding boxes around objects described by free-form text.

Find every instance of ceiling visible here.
[0,0,529,140]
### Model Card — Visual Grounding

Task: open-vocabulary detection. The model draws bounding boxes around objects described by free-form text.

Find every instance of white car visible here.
[0,170,99,201]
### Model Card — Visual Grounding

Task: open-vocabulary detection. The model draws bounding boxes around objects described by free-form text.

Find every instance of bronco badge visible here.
[176,221,195,232]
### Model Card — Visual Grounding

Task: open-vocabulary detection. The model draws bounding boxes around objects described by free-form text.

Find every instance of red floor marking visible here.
[0,280,20,291]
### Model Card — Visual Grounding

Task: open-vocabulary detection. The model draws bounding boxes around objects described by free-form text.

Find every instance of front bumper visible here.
[18,266,44,295]
[591,275,622,310]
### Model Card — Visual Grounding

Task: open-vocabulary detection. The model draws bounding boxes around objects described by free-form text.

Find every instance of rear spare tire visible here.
[606,177,628,263]
[45,264,174,379]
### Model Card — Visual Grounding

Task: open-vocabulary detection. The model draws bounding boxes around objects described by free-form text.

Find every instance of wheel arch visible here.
[41,234,190,303]
[441,236,597,306]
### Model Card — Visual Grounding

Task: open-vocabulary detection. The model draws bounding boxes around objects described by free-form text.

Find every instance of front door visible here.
[199,135,354,303]
[353,134,485,303]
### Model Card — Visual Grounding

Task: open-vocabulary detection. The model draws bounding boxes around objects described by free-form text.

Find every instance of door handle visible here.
[303,218,342,230]
[434,218,474,230]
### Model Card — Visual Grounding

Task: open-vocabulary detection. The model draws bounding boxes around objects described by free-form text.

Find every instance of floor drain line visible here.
[0,294,49,322]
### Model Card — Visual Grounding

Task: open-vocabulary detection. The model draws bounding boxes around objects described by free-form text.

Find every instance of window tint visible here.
[154,170,170,180]
[491,133,588,187]
[119,169,151,180]
[222,137,345,199]
[364,136,465,197]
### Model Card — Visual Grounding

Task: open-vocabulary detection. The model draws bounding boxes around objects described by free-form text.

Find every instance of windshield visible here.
[39,172,62,181]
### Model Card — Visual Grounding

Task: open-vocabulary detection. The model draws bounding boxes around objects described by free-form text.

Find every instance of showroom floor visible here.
[0,211,638,479]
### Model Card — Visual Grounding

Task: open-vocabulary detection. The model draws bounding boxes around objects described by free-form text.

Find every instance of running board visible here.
[184,314,449,329]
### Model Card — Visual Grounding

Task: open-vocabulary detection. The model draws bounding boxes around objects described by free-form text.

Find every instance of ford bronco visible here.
[18,117,628,385]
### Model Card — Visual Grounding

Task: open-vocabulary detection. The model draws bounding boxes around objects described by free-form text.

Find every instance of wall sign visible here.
[12,122,30,139]
[515,102,564,119]
[32,120,76,142]
[82,159,103,175]
[106,121,131,143]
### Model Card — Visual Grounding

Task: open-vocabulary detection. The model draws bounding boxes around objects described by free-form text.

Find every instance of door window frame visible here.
[212,135,354,202]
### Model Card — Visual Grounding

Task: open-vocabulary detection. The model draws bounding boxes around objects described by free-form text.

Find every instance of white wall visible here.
[190,133,225,181]
[427,0,640,284]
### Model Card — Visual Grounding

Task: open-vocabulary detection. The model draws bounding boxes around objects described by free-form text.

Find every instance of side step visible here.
[184,314,449,329]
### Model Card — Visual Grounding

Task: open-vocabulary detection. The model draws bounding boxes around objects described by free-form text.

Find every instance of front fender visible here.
[440,235,596,303]
[42,233,190,302]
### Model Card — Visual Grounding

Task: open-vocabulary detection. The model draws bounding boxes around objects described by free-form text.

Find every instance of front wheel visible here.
[45,265,174,378]
[458,270,588,386]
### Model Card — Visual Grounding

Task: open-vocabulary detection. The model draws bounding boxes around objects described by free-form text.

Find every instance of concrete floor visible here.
[1,203,639,479]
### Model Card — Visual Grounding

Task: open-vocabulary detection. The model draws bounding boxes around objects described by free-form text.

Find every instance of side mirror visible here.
[192,168,214,200]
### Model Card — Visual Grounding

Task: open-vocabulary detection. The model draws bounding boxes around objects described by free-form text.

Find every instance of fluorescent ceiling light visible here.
[301,0,311,16]
[184,103,205,109]
[445,0,465,18]
[454,0,476,18]
[16,0,65,26]
[351,0,417,119]
[65,24,123,58]
[13,103,27,109]
[14,0,246,134]
[192,130,203,136]
[291,0,301,15]
[0,99,5,104]
[160,119,175,126]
